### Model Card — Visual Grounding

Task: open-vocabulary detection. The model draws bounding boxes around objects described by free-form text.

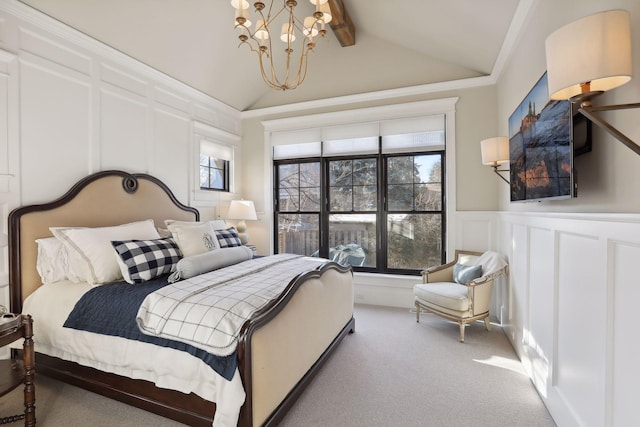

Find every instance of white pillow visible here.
[166,221,220,257]
[208,219,228,230]
[35,237,81,284]
[50,219,160,285]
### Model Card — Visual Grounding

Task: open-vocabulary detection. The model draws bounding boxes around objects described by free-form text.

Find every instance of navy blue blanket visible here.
[63,275,238,381]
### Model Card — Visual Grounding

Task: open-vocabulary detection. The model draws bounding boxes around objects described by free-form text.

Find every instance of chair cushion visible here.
[413,282,469,312]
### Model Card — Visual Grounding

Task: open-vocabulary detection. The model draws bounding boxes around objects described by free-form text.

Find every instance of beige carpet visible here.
[0,304,555,426]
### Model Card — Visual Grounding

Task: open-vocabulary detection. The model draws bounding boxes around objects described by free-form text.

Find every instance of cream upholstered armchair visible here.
[414,250,508,342]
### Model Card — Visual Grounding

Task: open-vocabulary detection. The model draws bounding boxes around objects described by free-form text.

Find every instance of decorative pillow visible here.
[168,246,253,283]
[111,238,182,284]
[453,263,483,284]
[50,219,161,285]
[35,237,81,284]
[166,221,220,257]
[215,227,243,248]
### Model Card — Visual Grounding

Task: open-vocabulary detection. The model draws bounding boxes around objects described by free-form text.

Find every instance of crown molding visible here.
[244,76,493,119]
[262,98,459,132]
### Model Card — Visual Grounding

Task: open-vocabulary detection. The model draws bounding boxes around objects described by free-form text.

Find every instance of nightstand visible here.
[0,314,35,426]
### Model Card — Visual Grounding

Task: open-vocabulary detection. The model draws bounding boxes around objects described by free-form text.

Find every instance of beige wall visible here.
[239,85,500,254]
[497,0,640,213]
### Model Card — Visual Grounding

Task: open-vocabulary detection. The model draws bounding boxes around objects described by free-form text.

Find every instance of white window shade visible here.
[271,128,322,146]
[380,114,445,136]
[382,132,445,153]
[273,141,322,159]
[323,136,379,157]
[380,114,445,153]
[201,140,233,161]
[271,128,322,160]
[322,122,379,141]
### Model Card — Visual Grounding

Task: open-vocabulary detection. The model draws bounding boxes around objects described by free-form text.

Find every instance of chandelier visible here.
[231,0,332,91]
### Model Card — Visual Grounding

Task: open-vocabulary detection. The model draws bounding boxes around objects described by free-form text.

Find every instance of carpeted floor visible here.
[0,304,555,426]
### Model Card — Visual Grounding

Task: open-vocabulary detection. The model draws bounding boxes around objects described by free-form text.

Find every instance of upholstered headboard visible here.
[8,170,199,312]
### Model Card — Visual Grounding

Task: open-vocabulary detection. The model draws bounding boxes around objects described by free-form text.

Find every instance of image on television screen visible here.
[509,72,573,202]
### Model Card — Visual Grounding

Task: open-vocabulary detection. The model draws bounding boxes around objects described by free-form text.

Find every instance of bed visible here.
[7,170,355,427]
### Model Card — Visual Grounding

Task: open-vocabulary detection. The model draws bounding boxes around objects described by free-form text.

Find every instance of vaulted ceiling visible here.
[19,0,524,112]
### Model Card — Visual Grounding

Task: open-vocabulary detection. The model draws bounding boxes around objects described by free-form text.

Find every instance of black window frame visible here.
[200,154,230,192]
[273,145,446,275]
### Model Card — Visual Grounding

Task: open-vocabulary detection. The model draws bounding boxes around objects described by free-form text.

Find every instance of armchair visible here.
[413,250,508,342]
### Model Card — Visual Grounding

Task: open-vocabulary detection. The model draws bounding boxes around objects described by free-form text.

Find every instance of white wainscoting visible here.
[0,2,241,208]
[356,210,640,426]
[499,212,640,427]
[0,3,242,311]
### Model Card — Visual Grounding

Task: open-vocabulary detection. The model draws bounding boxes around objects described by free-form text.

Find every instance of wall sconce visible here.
[481,136,510,184]
[545,9,640,156]
[226,199,257,245]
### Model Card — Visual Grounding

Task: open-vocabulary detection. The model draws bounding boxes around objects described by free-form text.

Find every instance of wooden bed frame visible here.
[8,170,355,427]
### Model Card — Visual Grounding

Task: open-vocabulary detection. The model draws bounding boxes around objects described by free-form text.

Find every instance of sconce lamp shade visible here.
[227,200,257,221]
[481,137,509,166]
[545,9,632,101]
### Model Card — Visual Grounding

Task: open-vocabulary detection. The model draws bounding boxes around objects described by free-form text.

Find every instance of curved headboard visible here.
[8,170,199,312]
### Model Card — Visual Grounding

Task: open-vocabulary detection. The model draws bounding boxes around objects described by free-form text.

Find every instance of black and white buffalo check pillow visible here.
[111,238,182,284]
[215,227,243,248]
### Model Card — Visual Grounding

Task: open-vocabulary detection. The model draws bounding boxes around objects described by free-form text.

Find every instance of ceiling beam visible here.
[327,0,355,47]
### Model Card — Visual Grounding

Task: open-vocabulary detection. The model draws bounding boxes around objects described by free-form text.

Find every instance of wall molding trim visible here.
[0,0,241,123]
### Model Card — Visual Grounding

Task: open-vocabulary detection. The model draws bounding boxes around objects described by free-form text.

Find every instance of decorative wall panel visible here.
[556,232,605,426]
[500,212,640,427]
[153,107,190,202]
[19,27,91,75]
[525,226,554,394]
[99,88,148,172]
[610,241,640,426]
[19,55,91,204]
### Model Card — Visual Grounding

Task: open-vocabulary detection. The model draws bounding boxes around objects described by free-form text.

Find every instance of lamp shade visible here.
[545,9,632,100]
[481,137,509,165]
[319,3,332,23]
[227,200,257,221]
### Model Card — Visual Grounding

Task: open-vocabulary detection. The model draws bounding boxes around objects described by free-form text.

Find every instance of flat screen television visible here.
[508,72,591,202]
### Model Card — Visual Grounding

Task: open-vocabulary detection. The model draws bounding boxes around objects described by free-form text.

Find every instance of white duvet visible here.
[16,280,246,427]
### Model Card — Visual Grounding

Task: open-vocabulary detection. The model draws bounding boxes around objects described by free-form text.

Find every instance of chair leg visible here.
[415,302,420,323]
[484,317,492,331]
[459,323,465,343]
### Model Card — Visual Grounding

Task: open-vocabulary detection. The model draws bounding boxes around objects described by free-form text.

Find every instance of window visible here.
[276,161,321,256]
[200,154,229,191]
[200,140,232,192]
[273,124,446,274]
[267,101,456,274]
[386,153,443,270]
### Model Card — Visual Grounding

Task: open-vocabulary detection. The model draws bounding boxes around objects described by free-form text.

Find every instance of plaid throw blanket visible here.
[136,254,326,356]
